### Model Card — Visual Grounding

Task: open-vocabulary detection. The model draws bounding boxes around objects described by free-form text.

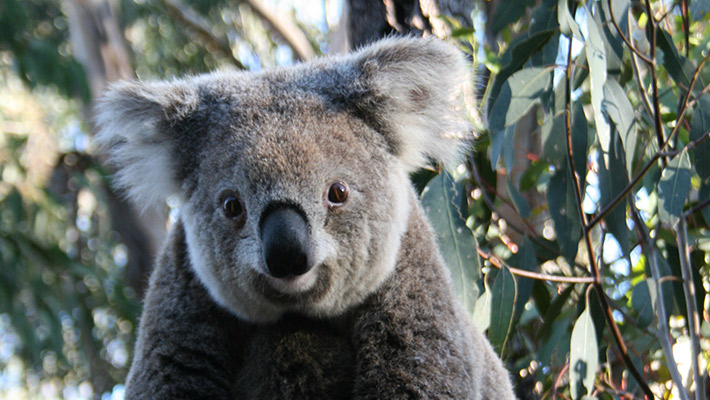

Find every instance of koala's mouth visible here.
[266,265,319,294]
[251,264,331,305]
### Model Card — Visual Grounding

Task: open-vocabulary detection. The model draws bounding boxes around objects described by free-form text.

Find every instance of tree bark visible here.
[63,0,165,298]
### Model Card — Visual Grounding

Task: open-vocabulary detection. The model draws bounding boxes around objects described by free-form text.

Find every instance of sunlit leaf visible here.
[472,286,492,332]
[603,79,636,177]
[421,171,481,314]
[558,0,582,39]
[570,303,598,399]
[584,5,610,152]
[658,149,692,226]
[597,130,629,253]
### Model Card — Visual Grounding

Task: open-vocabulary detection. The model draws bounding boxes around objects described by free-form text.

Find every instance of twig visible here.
[676,218,706,400]
[477,249,595,283]
[644,0,668,167]
[562,24,656,398]
[162,0,246,69]
[684,197,710,219]
[587,52,710,231]
[607,0,654,65]
[630,204,690,400]
[240,0,315,61]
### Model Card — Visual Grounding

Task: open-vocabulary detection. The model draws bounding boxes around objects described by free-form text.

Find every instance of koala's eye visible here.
[222,193,246,221]
[326,181,349,207]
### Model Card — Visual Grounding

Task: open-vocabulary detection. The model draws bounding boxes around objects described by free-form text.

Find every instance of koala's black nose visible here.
[260,206,313,279]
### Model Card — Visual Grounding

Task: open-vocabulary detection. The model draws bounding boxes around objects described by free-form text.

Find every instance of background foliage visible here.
[0,0,709,399]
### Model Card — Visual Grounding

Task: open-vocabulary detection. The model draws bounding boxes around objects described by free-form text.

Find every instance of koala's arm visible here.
[125,221,245,400]
[349,202,516,400]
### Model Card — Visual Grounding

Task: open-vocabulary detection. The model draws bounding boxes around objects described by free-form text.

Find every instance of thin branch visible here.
[684,196,710,219]
[644,0,668,167]
[676,218,706,400]
[477,249,595,284]
[563,23,656,398]
[607,0,654,65]
[162,0,246,69]
[630,205,690,400]
[240,0,315,61]
[587,52,710,230]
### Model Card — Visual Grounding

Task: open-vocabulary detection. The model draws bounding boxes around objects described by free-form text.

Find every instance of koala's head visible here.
[94,37,469,322]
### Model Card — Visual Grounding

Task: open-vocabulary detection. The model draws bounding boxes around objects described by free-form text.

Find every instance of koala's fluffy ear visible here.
[93,80,198,210]
[352,36,471,172]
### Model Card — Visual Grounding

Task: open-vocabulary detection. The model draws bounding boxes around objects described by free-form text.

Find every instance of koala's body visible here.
[95,37,516,399]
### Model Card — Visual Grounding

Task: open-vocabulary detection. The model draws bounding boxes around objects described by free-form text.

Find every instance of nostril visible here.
[260,206,313,279]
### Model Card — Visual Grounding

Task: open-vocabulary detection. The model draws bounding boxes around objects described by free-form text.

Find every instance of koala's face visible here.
[95,37,468,322]
[179,87,412,321]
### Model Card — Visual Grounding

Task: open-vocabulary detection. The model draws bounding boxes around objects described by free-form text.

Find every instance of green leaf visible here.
[489,67,553,135]
[488,30,557,112]
[451,27,475,38]
[631,279,654,328]
[537,284,575,342]
[700,182,710,225]
[572,102,589,182]
[421,171,481,314]
[489,264,517,355]
[690,94,710,181]
[511,236,537,322]
[603,79,636,177]
[597,130,630,253]
[690,0,710,20]
[657,29,703,92]
[502,123,517,173]
[558,0,582,39]
[584,5,610,152]
[490,0,536,34]
[541,112,567,167]
[658,149,692,225]
[472,287,492,332]
[506,177,531,218]
[548,167,582,263]
[570,304,598,399]
[597,0,628,72]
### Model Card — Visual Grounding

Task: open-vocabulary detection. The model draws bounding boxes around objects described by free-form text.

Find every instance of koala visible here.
[95,36,516,399]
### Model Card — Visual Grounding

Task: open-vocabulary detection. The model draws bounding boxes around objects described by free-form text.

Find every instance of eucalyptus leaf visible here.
[658,149,692,226]
[690,0,710,20]
[548,167,582,263]
[541,112,566,167]
[489,264,517,355]
[690,94,710,181]
[489,67,553,135]
[597,130,630,253]
[472,288,492,332]
[657,29,703,92]
[490,0,536,34]
[603,79,636,177]
[631,279,654,328]
[506,177,531,218]
[558,0,582,39]
[572,102,589,183]
[421,171,481,313]
[488,30,557,112]
[570,304,598,399]
[584,5,610,152]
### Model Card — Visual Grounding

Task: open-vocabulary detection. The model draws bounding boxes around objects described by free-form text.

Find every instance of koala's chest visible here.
[233,317,356,399]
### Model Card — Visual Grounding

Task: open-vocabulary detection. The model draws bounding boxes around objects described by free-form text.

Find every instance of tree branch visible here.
[162,0,247,69]
[563,23,656,398]
[676,218,706,400]
[629,205,689,400]
[477,249,595,284]
[240,0,315,61]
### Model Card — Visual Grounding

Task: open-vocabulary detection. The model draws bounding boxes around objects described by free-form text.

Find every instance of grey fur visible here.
[94,36,516,399]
